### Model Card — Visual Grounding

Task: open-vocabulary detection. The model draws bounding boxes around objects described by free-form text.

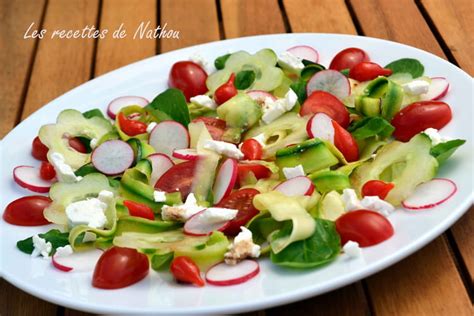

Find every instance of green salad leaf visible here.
[290,79,307,104]
[235,70,256,89]
[151,252,174,271]
[430,139,466,164]
[83,108,105,119]
[17,229,70,255]
[214,53,231,70]
[385,58,424,78]
[349,117,395,140]
[145,88,190,126]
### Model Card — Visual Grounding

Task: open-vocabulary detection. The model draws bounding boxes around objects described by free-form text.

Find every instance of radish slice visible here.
[287,45,319,63]
[91,140,134,175]
[107,96,149,119]
[13,165,55,193]
[420,77,449,101]
[306,113,335,142]
[184,208,236,236]
[213,159,238,204]
[274,176,315,197]
[172,148,199,161]
[149,121,190,157]
[206,260,260,286]
[52,249,103,273]
[402,178,457,210]
[306,70,350,100]
[147,153,174,186]
[246,90,277,104]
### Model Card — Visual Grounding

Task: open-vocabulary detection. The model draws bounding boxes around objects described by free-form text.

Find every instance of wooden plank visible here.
[220,0,286,38]
[160,0,220,53]
[21,0,99,119]
[451,207,474,284]
[0,0,45,138]
[283,0,356,34]
[420,0,474,75]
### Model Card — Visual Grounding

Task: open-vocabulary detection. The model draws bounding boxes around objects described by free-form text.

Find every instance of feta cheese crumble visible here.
[190,95,217,110]
[153,190,167,202]
[50,152,83,183]
[262,90,298,124]
[203,140,244,159]
[31,235,52,258]
[199,207,238,224]
[161,193,205,222]
[282,164,305,179]
[360,196,395,217]
[342,189,363,211]
[224,227,261,265]
[252,133,266,146]
[147,122,157,134]
[278,51,305,71]
[89,138,99,149]
[402,80,430,95]
[343,240,362,258]
[65,190,114,229]
[55,245,73,258]
[82,232,97,243]
[423,128,451,146]
[189,52,212,73]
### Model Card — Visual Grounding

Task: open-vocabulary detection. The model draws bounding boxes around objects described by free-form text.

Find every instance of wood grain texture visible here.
[220,0,286,38]
[94,0,157,76]
[421,0,474,75]
[0,0,45,138]
[160,0,220,53]
[21,0,100,119]
[283,0,356,34]
[451,207,474,284]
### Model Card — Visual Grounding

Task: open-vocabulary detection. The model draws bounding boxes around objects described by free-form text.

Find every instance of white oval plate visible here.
[0,34,472,315]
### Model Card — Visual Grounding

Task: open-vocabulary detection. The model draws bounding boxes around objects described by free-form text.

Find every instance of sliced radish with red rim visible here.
[274,176,315,197]
[420,77,449,101]
[287,45,319,63]
[184,208,236,236]
[107,96,149,119]
[206,260,260,286]
[149,121,190,157]
[402,178,457,210]
[13,166,55,193]
[52,249,103,272]
[306,113,335,142]
[147,153,174,186]
[172,148,199,161]
[213,159,238,204]
[92,140,134,175]
[306,70,350,100]
[246,90,276,104]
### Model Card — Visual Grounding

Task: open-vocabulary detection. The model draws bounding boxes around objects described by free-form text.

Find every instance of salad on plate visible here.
[3,44,465,289]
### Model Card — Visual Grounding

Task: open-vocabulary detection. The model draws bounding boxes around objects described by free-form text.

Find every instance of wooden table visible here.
[1,0,472,315]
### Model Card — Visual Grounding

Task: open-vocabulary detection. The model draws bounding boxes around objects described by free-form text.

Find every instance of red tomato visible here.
[93,247,149,289]
[300,91,350,128]
[214,73,237,105]
[336,210,394,247]
[123,200,155,220]
[68,137,88,153]
[362,180,394,200]
[192,117,226,140]
[170,256,205,287]
[329,47,369,71]
[237,163,272,185]
[240,139,263,160]
[169,61,208,101]
[3,196,51,226]
[117,112,147,136]
[391,101,452,142]
[217,188,260,236]
[332,121,359,162]
[349,62,392,82]
[155,160,197,198]
[32,136,49,161]
[39,162,56,181]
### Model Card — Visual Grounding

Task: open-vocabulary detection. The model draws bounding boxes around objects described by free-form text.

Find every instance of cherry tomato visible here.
[300,91,350,128]
[237,163,272,185]
[93,247,149,289]
[3,196,51,226]
[192,117,226,140]
[155,160,197,198]
[329,47,369,71]
[117,112,148,136]
[169,61,208,101]
[335,210,394,247]
[39,162,56,181]
[170,256,205,287]
[123,200,155,220]
[362,180,395,200]
[32,136,49,161]
[391,101,452,142]
[68,137,88,153]
[240,139,263,160]
[349,62,392,82]
[332,121,359,162]
[214,73,237,105]
[218,188,260,236]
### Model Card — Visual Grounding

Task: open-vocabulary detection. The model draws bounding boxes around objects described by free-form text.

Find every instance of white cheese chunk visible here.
[82,232,97,243]
[161,193,205,222]
[342,189,363,211]
[190,95,217,110]
[147,122,157,134]
[282,165,305,179]
[203,140,244,159]
[423,128,451,146]
[55,245,73,258]
[343,240,362,258]
[285,89,298,110]
[199,207,238,224]
[189,52,212,73]
[225,226,261,265]
[252,133,267,146]
[153,190,167,202]
[65,198,108,229]
[278,51,305,71]
[262,90,298,124]
[89,138,99,149]
[402,80,430,95]
[360,196,395,217]
[50,152,83,183]
[31,235,52,258]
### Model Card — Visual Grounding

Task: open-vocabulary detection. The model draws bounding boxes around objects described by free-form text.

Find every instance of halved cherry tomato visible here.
[117,112,147,136]
[218,188,260,236]
[93,247,149,289]
[214,73,237,105]
[391,101,452,142]
[68,137,88,153]
[192,117,226,140]
[169,61,208,101]
[155,160,197,198]
[123,200,155,220]
[3,196,51,226]
[32,136,49,161]
[240,139,263,160]
[329,47,369,71]
[300,91,350,128]
[332,121,359,162]
[362,180,395,200]
[39,161,56,180]
[237,163,272,185]
[170,256,205,287]
[349,62,392,82]
[335,210,394,247]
